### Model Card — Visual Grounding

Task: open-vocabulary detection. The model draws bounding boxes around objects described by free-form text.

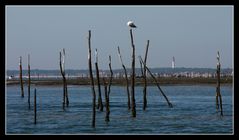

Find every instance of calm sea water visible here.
[6,85,233,134]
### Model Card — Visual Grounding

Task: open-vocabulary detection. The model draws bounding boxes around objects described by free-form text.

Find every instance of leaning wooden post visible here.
[95,49,103,111]
[117,46,131,110]
[216,51,223,116]
[34,88,37,124]
[19,56,24,97]
[143,40,149,110]
[28,54,31,109]
[59,51,65,110]
[139,56,173,108]
[139,59,144,77]
[129,29,136,117]
[88,30,96,128]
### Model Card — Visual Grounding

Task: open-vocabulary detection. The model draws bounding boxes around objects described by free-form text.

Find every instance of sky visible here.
[6,6,233,70]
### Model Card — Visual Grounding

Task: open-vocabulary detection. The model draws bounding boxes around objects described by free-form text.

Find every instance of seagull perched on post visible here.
[127,21,137,28]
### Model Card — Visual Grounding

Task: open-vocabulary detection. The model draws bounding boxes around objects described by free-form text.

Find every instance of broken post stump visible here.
[34,88,37,124]
[28,54,31,109]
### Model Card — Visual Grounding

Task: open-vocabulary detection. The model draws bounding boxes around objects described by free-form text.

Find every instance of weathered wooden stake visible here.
[88,30,96,128]
[65,80,69,106]
[143,40,150,110]
[103,78,110,122]
[28,54,31,109]
[117,46,131,110]
[108,55,113,96]
[34,88,37,124]
[139,59,144,77]
[19,56,24,97]
[95,49,103,111]
[63,49,69,107]
[139,56,173,108]
[104,55,113,122]
[60,49,69,109]
[60,51,65,110]
[129,29,136,117]
[216,51,223,116]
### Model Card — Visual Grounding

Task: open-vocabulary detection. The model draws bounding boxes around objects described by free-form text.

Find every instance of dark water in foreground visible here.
[6,85,233,134]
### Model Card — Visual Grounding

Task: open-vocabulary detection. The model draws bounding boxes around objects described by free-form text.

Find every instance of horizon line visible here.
[6,67,233,71]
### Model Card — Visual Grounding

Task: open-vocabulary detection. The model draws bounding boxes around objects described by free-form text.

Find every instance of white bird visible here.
[127,21,137,28]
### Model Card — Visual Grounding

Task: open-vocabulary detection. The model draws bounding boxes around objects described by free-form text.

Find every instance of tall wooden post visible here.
[107,55,113,97]
[117,46,131,110]
[105,55,113,122]
[34,88,37,124]
[62,48,69,107]
[129,29,136,117]
[60,51,65,110]
[88,30,96,128]
[216,51,223,116]
[19,56,24,97]
[28,54,31,109]
[60,49,69,109]
[143,40,149,110]
[63,49,69,107]
[95,49,103,111]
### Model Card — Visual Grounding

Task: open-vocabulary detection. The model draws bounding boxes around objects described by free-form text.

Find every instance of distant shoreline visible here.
[6,77,232,86]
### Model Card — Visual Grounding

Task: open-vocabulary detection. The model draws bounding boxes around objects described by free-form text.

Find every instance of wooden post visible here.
[63,49,69,107]
[59,51,65,110]
[216,51,223,116]
[28,54,31,109]
[95,49,103,111]
[107,55,113,97]
[143,40,149,110]
[103,78,110,122]
[117,46,131,110]
[65,80,69,107]
[34,88,37,124]
[88,30,96,128]
[19,56,24,97]
[60,49,69,109]
[139,56,173,108]
[104,55,113,122]
[60,49,69,110]
[139,59,144,77]
[129,29,136,117]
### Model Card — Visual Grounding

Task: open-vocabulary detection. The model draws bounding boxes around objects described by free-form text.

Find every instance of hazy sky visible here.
[6,6,233,70]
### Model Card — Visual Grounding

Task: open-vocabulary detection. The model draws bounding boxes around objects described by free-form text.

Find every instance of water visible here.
[6,85,233,134]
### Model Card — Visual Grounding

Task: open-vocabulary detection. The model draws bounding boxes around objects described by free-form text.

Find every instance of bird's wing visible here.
[130,23,137,28]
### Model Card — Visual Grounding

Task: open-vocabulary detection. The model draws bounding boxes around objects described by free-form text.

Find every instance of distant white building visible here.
[172,56,175,69]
